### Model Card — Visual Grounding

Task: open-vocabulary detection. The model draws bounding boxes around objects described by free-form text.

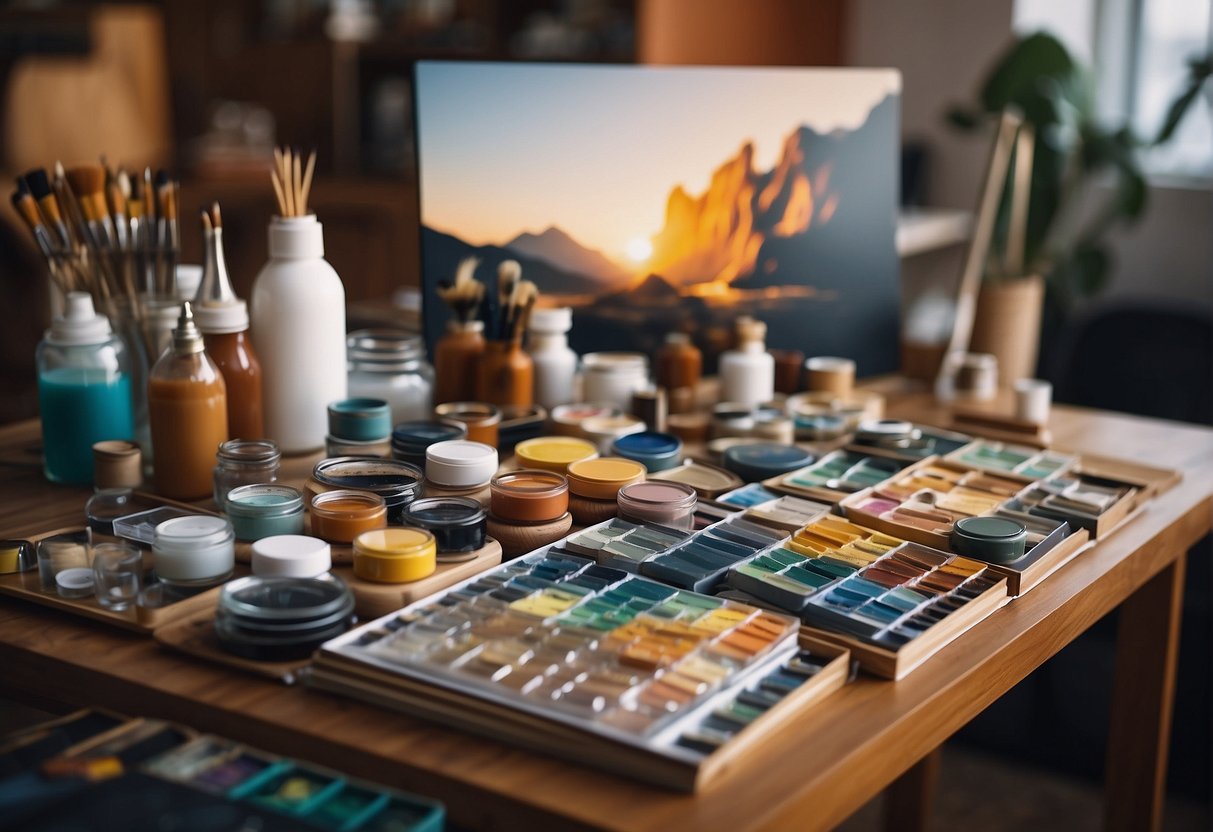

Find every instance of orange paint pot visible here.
[309,489,388,543]
[489,470,569,523]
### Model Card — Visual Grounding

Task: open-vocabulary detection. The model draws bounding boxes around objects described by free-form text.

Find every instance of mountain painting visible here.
[414,62,902,375]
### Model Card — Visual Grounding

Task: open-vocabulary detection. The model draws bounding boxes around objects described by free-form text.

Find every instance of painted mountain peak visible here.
[504,226,631,287]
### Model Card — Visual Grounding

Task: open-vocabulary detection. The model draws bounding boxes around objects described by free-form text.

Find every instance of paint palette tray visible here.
[715,483,782,509]
[639,518,788,593]
[742,495,833,532]
[561,518,691,572]
[765,450,910,504]
[309,549,850,791]
[945,439,1077,481]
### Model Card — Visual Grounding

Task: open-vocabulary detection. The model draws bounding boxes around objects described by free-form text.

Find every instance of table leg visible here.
[1104,555,1186,832]
[884,747,941,832]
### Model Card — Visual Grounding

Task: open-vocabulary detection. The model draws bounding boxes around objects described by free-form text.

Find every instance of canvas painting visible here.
[414,62,902,374]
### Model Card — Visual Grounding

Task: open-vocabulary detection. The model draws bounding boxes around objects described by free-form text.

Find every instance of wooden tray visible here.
[153,606,310,684]
[0,527,229,634]
[338,537,503,619]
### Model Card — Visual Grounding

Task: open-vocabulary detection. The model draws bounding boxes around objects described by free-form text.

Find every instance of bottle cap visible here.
[665,332,691,345]
[529,307,572,335]
[171,302,206,354]
[193,299,249,334]
[268,214,324,259]
[46,292,112,346]
[736,316,767,345]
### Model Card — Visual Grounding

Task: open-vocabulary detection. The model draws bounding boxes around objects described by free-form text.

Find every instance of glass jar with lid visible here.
[347,329,434,425]
[213,439,281,507]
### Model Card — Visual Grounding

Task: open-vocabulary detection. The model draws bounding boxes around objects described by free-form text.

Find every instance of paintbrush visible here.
[155,169,178,297]
[496,259,521,340]
[65,165,115,251]
[22,168,70,252]
[105,164,129,251]
[436,256,486,325]
[11,182,56,261]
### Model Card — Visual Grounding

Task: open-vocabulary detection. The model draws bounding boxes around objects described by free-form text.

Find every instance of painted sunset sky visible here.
[415,62,900,271]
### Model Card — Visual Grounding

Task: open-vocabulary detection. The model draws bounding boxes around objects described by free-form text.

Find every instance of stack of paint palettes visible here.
[309,550,844,790]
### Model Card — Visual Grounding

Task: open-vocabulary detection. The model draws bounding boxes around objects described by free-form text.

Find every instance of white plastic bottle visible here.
[528,307,578,411]
[719,316,775,407]
[250,215,347,453]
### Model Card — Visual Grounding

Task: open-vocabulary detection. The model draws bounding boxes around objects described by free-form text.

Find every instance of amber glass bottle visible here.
[433,320,485,404]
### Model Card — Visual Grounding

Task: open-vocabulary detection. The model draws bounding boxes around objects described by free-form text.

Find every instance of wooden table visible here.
[0,399,1210,832]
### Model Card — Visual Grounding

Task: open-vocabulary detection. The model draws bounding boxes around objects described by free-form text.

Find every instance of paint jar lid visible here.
[722,443,816,483]
[354,527,435,556]
[154,515,233,549]
[310,489,387,519]
[405,496,487,530]
[951,515,1028,564]
[425,440,498,487]
[56,566,95,598]
[617,480,697,509]
[611,431,682,462]
[219,574,352,623]
[514,436,598,472]
[251,534,332,578]
[46,292,111,346]
[353,527,438,583]
[650,461,742,497]
[566,457,647,500]
[226,484,304,517]
[313,457,423,499]
[582,352,648,374]
[391,421,466,454]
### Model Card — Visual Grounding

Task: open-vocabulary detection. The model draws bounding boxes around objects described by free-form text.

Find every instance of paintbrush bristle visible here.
[498,259,521,285]
[200,207,212,232]
[211,201,222,229]
[65,165,105,197]
[10,190,42,229]
[117,170,131,199]
[23,169,51,199]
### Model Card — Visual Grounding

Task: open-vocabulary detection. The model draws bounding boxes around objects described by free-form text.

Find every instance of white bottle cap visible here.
[46,292,112,346]
[251,535,332,578]
[194,299,250,335]
[268,215,324,259]
[425,440,499,487]
[529,306,572,335]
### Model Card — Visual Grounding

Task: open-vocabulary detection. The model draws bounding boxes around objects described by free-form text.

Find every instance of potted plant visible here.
[947,31,1211,382]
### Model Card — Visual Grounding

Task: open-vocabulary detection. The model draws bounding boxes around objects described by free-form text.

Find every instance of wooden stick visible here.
[292,151,302,216]
[300,150,316,215]
[283,148,296,217]
[271,170,288,216]
[1005,123,1035,278]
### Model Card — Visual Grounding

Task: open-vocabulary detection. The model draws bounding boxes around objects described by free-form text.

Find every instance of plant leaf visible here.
[980,32,1077,112]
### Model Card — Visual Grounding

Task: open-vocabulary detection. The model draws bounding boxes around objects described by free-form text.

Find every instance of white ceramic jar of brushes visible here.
[528,307,578,411]
[251,215,347,453]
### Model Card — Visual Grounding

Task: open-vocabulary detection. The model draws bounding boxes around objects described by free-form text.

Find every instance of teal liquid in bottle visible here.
[38,368,134,483]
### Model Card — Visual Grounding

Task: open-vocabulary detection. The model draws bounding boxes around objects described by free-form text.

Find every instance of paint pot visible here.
[312,457,422,525]
[951,516,1028,564]
[225,484,305,541]
[486,512,573,560]
[490,470,569,523]
[352,527,437,583]
[610,431,683,472]
[92,440,142,490]
[390,420,467,469]
[579,414,645,454]
[309,490,388,543]
[804,356,856,398]
[425,440,498,489]
[581,352,649,410]
[215,574,354,661]
[327,397,392,441]
[722,443,816,483]
[403,496,487,554]
[549,403,620,437]
[566,456,646,524]
[435,401,501,447]
[617,481,697,531]
[250,534,332,578]
[514,436,598,474]
[153,515,235,588]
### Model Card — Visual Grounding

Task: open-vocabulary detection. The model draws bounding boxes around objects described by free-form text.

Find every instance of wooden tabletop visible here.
[1,399,1211,832]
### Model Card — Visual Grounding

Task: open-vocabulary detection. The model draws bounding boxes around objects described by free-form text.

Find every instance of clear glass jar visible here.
[347,329,435,425]
[213,439,281,507]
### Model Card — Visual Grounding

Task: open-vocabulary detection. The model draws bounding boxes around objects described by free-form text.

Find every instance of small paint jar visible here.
[56,567,95,599]
[666,411,710,444]
[310,490,388,543]
[391,420,467,469]
[250,534,332,578]
[514,436,598,474]
[490,470,569,523]
[153,515,235,588]
[549,403,621,437]
[328,397,392,441]
[425,440,498,489]
[353,527,437,583]
[582,352,650,410]
[486,512,574,560]
[312,457,423,525]
[951,516,1028,564]
[225,484,305,541]
[580,414,646,454]
[213,439,281,507]
[404,496,487,554]
[722,443,816,483]
[215,574,354,661]
[610,431,683,472]
[92,440,142,490]
[325,434,392,458]
[435,401,501,447]
[617,481,697,531]
[566,457,646,525]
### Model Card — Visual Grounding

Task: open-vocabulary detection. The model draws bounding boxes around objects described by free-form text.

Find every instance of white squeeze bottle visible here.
[719,316,775,407]
[527,307,579,410]
[250,214,347,453]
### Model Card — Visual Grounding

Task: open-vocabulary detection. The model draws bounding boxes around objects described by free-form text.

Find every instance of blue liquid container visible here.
[36,293,136,484]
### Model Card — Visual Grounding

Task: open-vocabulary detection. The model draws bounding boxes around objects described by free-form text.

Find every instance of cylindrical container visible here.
[391,421,467,469]
[353,528,437,583]
[404,496,487,554]
[56,567,95,599]
[36,292,135,484]
[954,353,998,401]
[346,329,434,425]
[579,414,645,454]
[328,398,392,442]
[655,333,702,391]
[610,431,683,472]
[433,321,485,405]
[549,403,620,437]
[215,574,354,661]
[225,484,305,541]
[566,456,646,526]
[1014,378,1052,425]
[487,512,573,560]
[951,516,1028,564]
[435,402,501,447]
[721,443,815,483]
[425,440,498,489]
[149,303,229,500]
[312,457,423,525]
[213,439,281,507]
[250,214,347,453]
[805,356,856,398]
[617,481,697,531]
[197,301,264,441]
[325,434,392,458]
[666,412,711,444]
[310,489,388,543]
[143,298,181,361]
[719,317,774,407]
[771,349,805,394]
[92,542,142,611]
[582,352,649,410]
[750,410,796,444]
[528,307,578,411]
[514,436,598,474]
[497,404,547,453]
[476,340,534,407]
[631,389,667,432]
[250,534,332,578]
[93,440,142,490]
[152,515,235,588]
[37,533,90,591]
[490,470,569,523]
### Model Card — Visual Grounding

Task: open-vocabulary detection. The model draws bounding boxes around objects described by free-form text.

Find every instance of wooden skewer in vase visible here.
[271,146,317,217]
